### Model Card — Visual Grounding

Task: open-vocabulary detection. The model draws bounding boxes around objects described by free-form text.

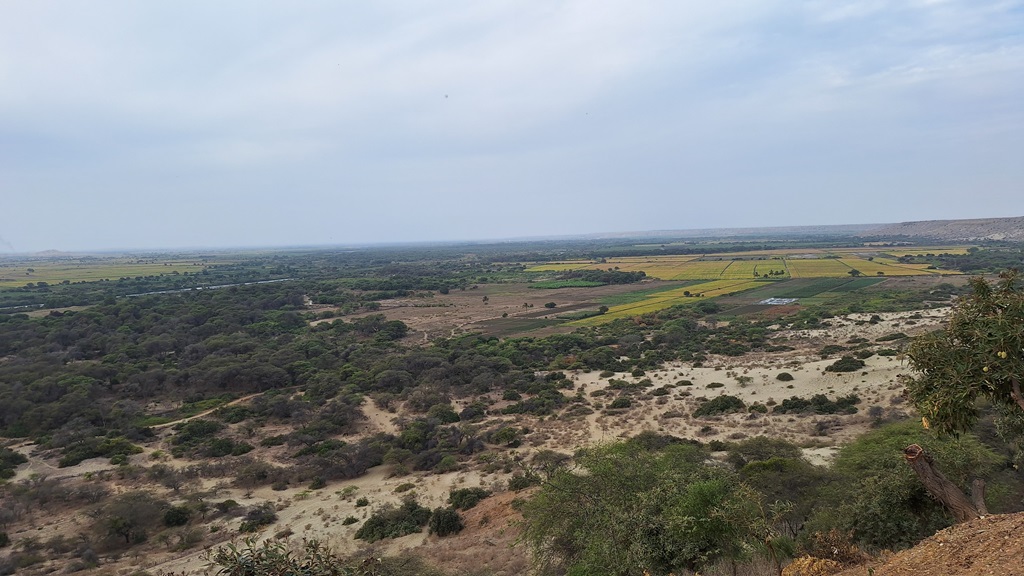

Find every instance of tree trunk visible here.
[971,478,989,515]
[903,444,980,523]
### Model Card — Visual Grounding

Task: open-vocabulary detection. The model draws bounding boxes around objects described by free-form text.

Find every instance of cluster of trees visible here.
[521,422,1023,575]
[897,246,1024,274]
[555,269,647,285]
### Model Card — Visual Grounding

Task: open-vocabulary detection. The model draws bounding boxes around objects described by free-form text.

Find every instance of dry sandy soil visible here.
[3,307,954,575]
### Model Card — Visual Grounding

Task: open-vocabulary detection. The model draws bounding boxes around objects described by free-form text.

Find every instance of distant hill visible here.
[861,216,1024,242]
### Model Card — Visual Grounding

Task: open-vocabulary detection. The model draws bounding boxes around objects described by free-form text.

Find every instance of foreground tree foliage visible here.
[803,421,1003,550]
[904,271,1024,518]
[906,271,1024,437]
[520,439,764,576]
[206,538,448,576]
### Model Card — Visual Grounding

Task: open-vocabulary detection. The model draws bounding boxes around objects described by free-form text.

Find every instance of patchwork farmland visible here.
[527,246,963,325]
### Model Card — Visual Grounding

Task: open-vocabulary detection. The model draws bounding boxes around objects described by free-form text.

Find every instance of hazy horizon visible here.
[3,1,1022,253]
[0,220,897,255]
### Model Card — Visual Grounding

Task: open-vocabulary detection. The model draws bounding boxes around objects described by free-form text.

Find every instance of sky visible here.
[1,1,1023,252]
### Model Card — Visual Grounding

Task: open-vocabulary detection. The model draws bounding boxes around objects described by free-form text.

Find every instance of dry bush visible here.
[806,528,870,566]
[781,556,843,576]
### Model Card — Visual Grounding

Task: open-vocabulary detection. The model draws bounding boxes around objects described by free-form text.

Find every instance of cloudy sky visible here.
[1,1,1022,252]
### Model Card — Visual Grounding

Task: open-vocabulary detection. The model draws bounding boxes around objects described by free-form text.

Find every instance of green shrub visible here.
[693,395,745,417]
[58,436,143,467]
[774,394,859,415]
[428,507,464,537]
[214,499,239,514]
[260,435,287,447]
[239,503,277,532]
[776,372,794,382]
[0,447,27,479]
[342,516,358,526]
[825,356,866,373]
[819,345,847,358]
[164,505,192,527]
[354,499,431,542]
[434,455,458,473]
[449,487,490,510]
[608,397,632,409]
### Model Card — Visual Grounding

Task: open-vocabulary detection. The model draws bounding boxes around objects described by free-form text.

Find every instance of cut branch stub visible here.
[903,444,980,524]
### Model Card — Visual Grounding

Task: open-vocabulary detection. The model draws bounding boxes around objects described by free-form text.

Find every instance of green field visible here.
[572,279,767,325]
[526,246,961,281]
[597,282,701,305]
[0,257,219,287]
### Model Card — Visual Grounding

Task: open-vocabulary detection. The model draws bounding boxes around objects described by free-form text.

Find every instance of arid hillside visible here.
[863,216,1024,242]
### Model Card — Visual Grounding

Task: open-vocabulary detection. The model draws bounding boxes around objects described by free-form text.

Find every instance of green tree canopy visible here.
[803,420,1002,550]
[906,272,1024,436]
[520,440,760,575]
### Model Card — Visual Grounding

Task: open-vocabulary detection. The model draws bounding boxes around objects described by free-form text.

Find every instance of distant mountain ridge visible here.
[861,216,1024,242]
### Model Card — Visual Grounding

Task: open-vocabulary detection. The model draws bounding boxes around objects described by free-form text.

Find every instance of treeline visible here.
[896,246,1024,274]
[556,269,647,284]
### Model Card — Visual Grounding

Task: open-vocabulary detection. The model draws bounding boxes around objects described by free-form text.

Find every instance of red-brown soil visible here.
[835,512,1024,576]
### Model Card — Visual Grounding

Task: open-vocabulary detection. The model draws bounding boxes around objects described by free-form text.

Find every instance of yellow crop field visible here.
[871,257,957,274]
[527,257,702,279]
[571,279,764,326]
[882,246,971,257]
[718,260,787,279]
[527,245,963,284]
[836,258,937,276]
[691,279,766,297]
[783,259,849,278]
[664,260,731,280]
